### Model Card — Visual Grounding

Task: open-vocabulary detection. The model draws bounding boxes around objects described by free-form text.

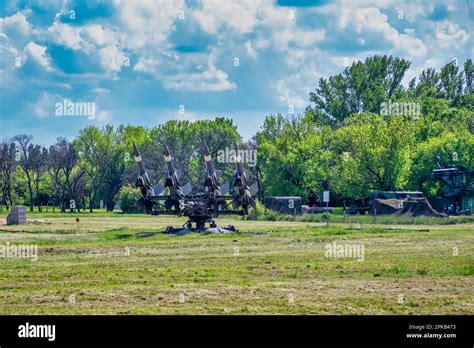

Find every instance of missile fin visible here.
[221,181,230,195]
[182,182,192,196]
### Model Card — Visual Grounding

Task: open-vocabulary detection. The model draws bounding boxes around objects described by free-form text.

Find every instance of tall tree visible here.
[48,138,83,212]
[439,60,463,101]
[100,126,128,211]
[13,135,35,211]
[75,126,107,212]
[30,145,48,211]
[329,114,413,199]
[0,141,18,209]
[410,68,442,98]
[257,114,332,204]
[464,58,473,93]
[308,55,410,126]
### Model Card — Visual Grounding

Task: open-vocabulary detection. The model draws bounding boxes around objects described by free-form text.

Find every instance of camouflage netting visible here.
[369,198,446,217]
[369,198,401,215]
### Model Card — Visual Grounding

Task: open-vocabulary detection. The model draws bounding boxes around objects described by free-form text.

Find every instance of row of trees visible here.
[1,128,132,212]
[257,56,473,205]
[1,55,472,212]
[0,119,244,212]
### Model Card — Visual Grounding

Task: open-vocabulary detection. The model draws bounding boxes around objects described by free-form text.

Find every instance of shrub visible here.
[118,185,143,213]
[247,200,267,220]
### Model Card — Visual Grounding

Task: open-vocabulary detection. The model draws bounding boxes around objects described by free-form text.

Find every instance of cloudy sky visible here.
[0,0,472,145]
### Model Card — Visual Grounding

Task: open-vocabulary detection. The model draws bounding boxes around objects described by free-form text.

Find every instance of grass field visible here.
[0,212,472,314]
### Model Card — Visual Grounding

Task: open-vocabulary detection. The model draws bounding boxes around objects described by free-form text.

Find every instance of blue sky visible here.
[0,0,472,145]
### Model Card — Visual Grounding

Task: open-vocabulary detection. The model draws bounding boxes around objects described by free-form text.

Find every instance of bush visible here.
[247,201,297,221]
[118,185,143,213]
[248,200,266,219]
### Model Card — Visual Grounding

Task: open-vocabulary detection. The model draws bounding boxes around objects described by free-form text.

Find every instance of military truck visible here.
[432,165,473,215]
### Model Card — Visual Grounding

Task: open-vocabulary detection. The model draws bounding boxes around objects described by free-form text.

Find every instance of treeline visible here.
[1,55,472,212]
[0,119,243,212]
[258,55,473,205]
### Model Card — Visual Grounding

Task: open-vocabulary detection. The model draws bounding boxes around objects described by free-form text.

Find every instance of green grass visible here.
[249,211,474,225]
[0,212,472,314]
[2,204,473,225]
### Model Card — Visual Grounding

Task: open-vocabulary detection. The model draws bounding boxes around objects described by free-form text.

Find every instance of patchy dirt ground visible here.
[0,214,472,314]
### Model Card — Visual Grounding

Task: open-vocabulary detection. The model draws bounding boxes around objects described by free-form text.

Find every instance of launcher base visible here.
[164,216,237,234]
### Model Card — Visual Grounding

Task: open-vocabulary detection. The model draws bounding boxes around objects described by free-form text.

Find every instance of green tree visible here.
[141,118,241,190]
[439,60,463,101]
[0,141,18,209]
[409,131,474,197]
[309,55,410,126]
[75,126,108,212]
[329,114,413,199]
[257,114,332,203]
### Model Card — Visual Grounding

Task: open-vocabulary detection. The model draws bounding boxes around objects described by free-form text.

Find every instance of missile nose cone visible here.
[132,143,145,175]
[203,141,210,155]
[164,143,173,163]
[203,142,212,162]
[132,143,140,157]
[133,144,143,166]
[164,143,171,156]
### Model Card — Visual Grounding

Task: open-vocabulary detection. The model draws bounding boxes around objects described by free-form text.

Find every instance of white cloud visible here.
[133,56,161,75]
[244,41,257,59]
[193,0,262,34]
[274,28,326,50]
[0,10,32,36]
[98,44,126,73]
[47,22,92,52]
[338,6,427,57]
[114,0,184,51]
[244,38,269,59]
[2,0,472,131]
[46,21,128,75]
[32,92,56,119]
[83,24,118,47]
[25,41,52,71]
[133,49,236,92]
[162,63,236,92]
[273,79,307,109]
[435,21,469,49]
[192,1,325,52]
[93,87,110,96]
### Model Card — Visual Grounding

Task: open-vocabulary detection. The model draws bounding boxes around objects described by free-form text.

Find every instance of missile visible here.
[203,141,221,194]
[132,143,155,214]
[163,143,185,205]
[132,143,153,195]
[164,144,177,178]
[231,144,256,212]
[133,143,146,176]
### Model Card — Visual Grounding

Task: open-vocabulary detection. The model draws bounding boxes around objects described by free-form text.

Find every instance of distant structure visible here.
[6,206,27,225]
[369,197,445,217]
[265,197,302,215]
[432,162,473,215]
[349,191,425,215]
